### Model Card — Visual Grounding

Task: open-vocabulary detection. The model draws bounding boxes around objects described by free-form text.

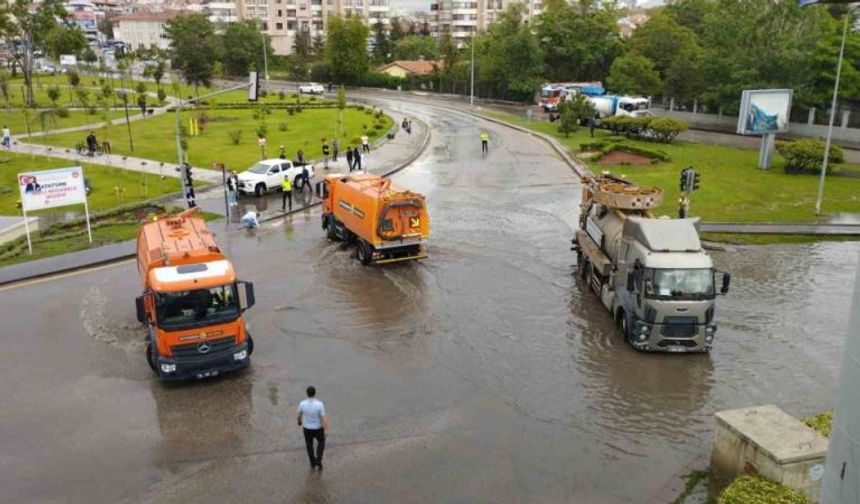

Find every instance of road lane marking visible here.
[0,259,133,293]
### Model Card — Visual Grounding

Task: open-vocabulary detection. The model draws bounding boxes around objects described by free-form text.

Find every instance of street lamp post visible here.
[814,9,852,215]
[470,31,475,109]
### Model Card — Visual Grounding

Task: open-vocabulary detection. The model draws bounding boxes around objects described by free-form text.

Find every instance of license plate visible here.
[196,370,219,379]
[667,346,687,353]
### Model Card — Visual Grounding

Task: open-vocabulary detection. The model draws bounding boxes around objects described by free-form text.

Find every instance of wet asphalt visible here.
[0,95,858,504]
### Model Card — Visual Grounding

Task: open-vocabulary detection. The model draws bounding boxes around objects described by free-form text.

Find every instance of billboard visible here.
[59,54,77,66]
[737,89,793,135]
[17,166,87,212]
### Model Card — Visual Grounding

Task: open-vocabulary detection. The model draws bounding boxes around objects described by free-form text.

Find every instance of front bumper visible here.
[629,321,716,353]
[155,341,250,381]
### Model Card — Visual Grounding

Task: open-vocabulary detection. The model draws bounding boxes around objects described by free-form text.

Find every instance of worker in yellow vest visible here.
[282,175,292,212]
[480,130,490,155]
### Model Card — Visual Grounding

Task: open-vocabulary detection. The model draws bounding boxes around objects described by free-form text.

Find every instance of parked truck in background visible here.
[538,81,605,112]
[316,172,430,265]
[135,208,256,380]
[573,175,730,353]
[584,95,651,119]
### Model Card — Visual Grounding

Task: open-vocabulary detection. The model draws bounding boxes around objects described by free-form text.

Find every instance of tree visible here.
[557,93,594,136]
[83,47,98,66]
[165,14,216,94]
[43,24,87,60]
[389,16,404,44]
[144,60,167,89]
[325,15,369,84]
[664,0,714,34]
[420,20,430,36]
[293,28,313,63]
[534,0,624,82]
[97,17,114,39]
[336,85,346,137]
[438,29,459,92]
[220,20,274,76]
[0,70,9,105]
[0,0,71,106]
[47,86,62,106]
[392,35,438,61]
[371,20,391,65]
[606,53,662,97]
[476,5,544,100]
[312,33,325,57]
[628,11,699,82]
[802,13,860,110]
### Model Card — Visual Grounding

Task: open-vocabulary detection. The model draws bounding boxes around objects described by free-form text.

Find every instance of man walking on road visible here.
[297,386,328,470]
[282,175,293,212]
[346,146,354,172]
[480,130,489,155]
[361,134,370,154]
[322,141,330,169]
[353,146,362,171]
[2,125,11,150]
[332,138,339,162]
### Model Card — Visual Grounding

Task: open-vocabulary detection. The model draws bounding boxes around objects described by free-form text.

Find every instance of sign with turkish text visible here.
[17,166,87,212]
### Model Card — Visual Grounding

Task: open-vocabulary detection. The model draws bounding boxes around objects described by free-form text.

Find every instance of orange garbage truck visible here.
[135,208,256,381]
[316,172,430,265]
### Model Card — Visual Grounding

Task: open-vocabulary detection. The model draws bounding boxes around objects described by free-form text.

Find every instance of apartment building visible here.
[238,0,390,55]
[114,11,182,51]
[429,0,543,45]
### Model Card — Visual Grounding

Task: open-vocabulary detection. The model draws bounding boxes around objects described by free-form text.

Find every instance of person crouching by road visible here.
[298,386,328,470]
[282,175,293,212]
[241,210,259,229]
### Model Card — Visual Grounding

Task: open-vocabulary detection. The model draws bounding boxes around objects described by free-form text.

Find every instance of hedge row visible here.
[601,116,688,144]
[581,140,671,163]
[717,475,807,504]
[776,139,844,175]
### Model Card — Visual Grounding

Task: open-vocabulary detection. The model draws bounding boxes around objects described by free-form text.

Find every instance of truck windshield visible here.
[247,163,271,174]
[645,268,714,300]
[155,284,240,329]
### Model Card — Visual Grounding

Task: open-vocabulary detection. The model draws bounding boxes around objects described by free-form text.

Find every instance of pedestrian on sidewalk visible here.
[589,118,595,138]
[301,165,311,192]
[406,121,412,135]
[332,138,339,162]
[279,145,287,160]
[322,141,330,169]
[353,146,362,171]
[297,386,328,471]
[86,131,98,156]
[226,170,239,206]
[297,149,305,164]
[361,134,369,154]
[2,125,11,150]
[346,146,354,172]
[480,130,489,155]
[282,175,293,212]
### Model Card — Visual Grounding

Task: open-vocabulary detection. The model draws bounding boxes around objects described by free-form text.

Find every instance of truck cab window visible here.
[268,166,281,175]
[156,285,240,329]
[645,268,715,300]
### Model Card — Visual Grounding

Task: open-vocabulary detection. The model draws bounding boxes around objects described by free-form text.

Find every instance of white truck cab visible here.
[237,159,314,197]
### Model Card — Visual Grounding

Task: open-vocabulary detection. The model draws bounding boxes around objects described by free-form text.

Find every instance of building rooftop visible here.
[377,60,440,76]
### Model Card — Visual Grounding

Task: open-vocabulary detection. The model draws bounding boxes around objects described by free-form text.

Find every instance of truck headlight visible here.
[160,363,176,373]
[638,333,647,342]
[233,350,248,361]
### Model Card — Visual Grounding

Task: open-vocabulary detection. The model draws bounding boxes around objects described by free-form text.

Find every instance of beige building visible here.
[377,60,440,78]
[114,11,183,51]
[235,0,391,55]
[429,0,543,45]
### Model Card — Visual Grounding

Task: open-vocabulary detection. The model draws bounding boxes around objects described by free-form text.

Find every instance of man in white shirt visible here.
[297,385,328,470]
[361,134,369,154]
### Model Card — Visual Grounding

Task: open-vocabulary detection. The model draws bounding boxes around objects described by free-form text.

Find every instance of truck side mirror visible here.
[720,272,731,295]
[627,272,635,292]
[135,296,147,324]
[241,281,256,310]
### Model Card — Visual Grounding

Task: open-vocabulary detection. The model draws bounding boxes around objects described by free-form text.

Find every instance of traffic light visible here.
[182,163,196,208]
[680,168,689,191]
[693,171,701,191]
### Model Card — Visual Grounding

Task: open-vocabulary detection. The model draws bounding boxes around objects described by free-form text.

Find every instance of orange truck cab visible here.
[316,172,430,265]
[135,209,255,381]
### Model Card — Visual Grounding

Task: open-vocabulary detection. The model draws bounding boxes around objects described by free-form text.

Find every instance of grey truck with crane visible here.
[572,174,730,353]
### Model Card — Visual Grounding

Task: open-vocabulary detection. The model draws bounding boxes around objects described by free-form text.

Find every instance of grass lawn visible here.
[484,111,860,223]
[32,107,394,171]
[0,152,182,216]
[4,109,126,138]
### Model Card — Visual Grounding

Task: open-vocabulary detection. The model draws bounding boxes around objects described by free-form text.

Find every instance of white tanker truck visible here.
[573,175,730,353]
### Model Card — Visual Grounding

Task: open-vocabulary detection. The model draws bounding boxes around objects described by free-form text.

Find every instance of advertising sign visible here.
[737,89,793,136]
[59,54,77,67]
[17,166,87,212]
[17,166,92,253]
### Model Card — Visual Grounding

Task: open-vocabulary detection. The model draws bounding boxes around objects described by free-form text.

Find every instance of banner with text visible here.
[17,166,87,212]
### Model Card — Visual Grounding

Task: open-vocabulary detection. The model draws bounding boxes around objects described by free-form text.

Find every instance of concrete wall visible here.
[653,108,860,149]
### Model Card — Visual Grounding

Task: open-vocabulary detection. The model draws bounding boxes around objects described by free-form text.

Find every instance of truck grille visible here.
[171,336,235,358]
[661,317,697,338]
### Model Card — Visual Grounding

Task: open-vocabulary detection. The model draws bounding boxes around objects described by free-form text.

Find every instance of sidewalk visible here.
[0,116,430,286]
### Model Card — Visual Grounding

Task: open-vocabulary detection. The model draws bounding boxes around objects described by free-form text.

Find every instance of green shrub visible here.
[287,106,295,115]
[157,88,167,104]
[776,139,844,175]
[717,475,807,504]
[278,122,288,132]
[365,108,374,115]
[647,117,688,144]
[356,105,365,111]
[278,90,286,100]
[56,106,70,118]
[373,123,385,130]
[350,136,362,145]
[580,141,608,151]
[309,96,317,102]
[803,411,833,437]
[592,142,671,163]
[87,106,97,115]
[290,93,299,99]
[228,129,242,145]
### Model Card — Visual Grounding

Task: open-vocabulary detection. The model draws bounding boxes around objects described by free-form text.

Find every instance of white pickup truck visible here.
[237,158,315,197]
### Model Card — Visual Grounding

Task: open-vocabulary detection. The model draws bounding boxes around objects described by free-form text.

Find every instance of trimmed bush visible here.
[776,138,844,175]
[647,117,688,143]
[591,141,671,163]
[717,475,807,504]
[228,129,242,145]
[56,106,70,118]
[580,141,608,151]
[278,122,288,132]
[373,123,385,130]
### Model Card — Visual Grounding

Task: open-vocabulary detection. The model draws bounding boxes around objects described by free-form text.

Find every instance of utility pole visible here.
[470,33,475,109]
[120,91,134,152]
[821,259,860,504]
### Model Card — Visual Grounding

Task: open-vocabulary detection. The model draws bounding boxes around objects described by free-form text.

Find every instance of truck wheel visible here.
[255,183,266,197]
[326,216,338,241]
[357,240,372,266]
[145,342,157,372]
[576,252,587,278]
[619,311,631,344]
[247,334,254,356]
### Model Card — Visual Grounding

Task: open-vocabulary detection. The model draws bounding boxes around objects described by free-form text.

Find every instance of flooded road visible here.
[0,96,857,504]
